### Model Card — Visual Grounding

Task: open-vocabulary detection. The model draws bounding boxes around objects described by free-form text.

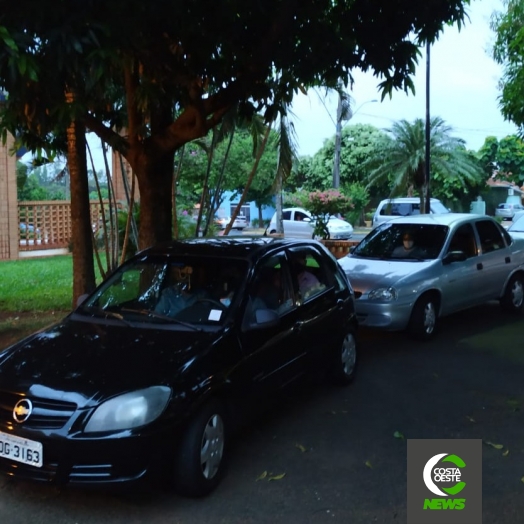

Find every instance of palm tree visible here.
[364,117,483,212]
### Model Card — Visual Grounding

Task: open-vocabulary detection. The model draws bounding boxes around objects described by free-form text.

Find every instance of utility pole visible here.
[332,94,343,189]
[424,41,431,214]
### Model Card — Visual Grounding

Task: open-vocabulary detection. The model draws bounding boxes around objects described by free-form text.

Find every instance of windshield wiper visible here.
[120,308,202,331]
[79,306,133,327]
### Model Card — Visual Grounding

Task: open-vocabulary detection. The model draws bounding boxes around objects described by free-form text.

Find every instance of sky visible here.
[290,0,518,157]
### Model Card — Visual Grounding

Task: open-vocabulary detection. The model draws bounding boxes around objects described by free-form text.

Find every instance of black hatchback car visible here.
[0,237,358,496]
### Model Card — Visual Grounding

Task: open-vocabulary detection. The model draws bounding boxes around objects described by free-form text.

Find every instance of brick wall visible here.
[0,135,19,260]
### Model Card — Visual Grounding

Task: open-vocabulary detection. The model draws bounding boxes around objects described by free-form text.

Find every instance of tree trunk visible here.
[275,173,283,234]
[66,94,96,306]
[134,151,175,250]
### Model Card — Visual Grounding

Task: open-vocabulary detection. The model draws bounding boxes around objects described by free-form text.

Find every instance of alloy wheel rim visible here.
[512,280,524,308]
[423,302,436,334]
[341,334,356,376]
[200,414,225,480]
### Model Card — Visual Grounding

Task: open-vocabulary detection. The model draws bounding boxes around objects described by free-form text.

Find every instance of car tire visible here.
[408,294,439,340]
[500,273,524,314]
[174,399,227,497]
[330,330,358,386]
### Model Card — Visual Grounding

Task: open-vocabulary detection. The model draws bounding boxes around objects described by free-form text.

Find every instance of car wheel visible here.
[330,330,357,386]
[174,400,227,497]
[500,273,524,313]
[408,294,439,340]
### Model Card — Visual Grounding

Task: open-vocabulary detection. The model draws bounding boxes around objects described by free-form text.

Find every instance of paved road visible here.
[1,302,523,524]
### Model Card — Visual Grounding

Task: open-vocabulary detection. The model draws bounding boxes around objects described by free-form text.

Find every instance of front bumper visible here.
[354,298,413,331]
[329,231,353,240]
[0,426,175,487]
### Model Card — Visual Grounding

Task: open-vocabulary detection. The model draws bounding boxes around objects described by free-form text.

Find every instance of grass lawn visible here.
[0,255,74,311]
[0,254,105,349]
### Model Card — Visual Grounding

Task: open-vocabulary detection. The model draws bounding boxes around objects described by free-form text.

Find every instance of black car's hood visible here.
[0,317,219,406]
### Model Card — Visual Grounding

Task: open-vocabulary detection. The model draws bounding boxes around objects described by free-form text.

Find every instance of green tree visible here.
[1,0,471,250]
[477,135,524,185]
[177,127,278,225]
[363,117,484,212]
[491,0,524,130]
[304,123,389,190]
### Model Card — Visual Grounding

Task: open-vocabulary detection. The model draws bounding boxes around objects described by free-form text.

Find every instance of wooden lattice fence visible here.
[18,200,110,251]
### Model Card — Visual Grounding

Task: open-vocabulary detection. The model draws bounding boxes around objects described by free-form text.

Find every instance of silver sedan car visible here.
[338,214,524,339]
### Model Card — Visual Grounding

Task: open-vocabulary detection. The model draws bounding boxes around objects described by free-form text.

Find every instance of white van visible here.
[372,197,450,228]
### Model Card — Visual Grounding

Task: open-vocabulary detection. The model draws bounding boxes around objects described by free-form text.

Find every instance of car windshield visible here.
[79,255,249,328]
[431,201,450,213]
[509,215,524,233]
[352,223,449,260]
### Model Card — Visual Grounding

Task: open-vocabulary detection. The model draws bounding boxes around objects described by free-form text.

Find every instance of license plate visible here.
[0,430,43,468]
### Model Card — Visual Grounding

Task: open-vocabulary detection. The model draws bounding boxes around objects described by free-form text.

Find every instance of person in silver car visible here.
[391,231,426,259]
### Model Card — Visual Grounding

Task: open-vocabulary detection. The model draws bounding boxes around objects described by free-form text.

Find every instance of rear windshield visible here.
[353,223,449,260]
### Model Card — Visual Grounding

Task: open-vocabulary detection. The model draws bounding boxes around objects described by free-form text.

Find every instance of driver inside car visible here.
[155,266,198,317]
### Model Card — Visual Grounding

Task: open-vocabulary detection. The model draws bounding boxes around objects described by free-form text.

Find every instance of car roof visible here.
[140,236,324,261]
[381,213,487,227]
[281,207,309,213]
[378,197,442,204]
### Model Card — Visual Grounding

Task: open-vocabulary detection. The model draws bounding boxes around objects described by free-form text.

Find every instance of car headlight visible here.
[368,287,397,301]
[85,386,171,433]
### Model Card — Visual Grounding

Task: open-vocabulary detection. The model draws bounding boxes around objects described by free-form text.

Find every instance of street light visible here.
[332,98,378,188]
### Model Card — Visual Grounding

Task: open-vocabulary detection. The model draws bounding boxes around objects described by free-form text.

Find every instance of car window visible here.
[475,220,506,253]
[294,211,309,221]
[353,223,448,260]
[446,224,477,258]
[380,203,413,216]
[245,253,295,324]
[282,211,291,220]
[288,247,328,301]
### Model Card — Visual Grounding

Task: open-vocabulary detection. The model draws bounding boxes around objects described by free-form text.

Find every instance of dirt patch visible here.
[0,310,69,350]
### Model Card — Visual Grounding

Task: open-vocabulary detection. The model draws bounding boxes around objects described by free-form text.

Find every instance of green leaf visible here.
[295,443,308,453]
[365,460,373,469]
[484,441,504,450]
[393,431,405,440]
[255,471,268,481]
[268,473,286,481]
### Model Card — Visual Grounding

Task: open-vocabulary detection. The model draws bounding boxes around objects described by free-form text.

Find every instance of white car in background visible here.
[508,213,524,240]
[267,207,353,239]
[215,215,248,230]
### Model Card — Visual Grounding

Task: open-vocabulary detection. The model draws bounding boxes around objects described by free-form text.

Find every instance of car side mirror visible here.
[442,250,467,265]
[303,217,312,223]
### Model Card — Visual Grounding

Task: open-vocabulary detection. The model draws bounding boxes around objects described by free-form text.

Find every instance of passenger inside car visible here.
[155,265,198,316]
[292,255,320,294]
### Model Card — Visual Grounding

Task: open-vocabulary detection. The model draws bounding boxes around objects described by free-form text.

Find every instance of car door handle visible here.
[505,256,511,264]
[477,263,483,270]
